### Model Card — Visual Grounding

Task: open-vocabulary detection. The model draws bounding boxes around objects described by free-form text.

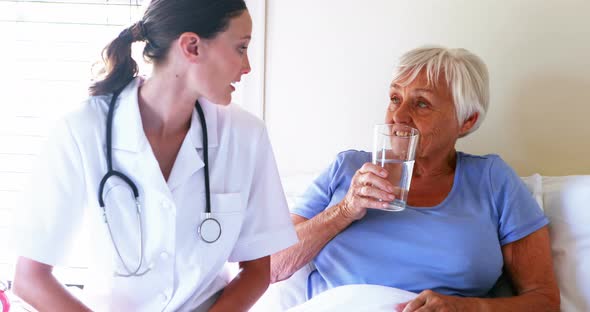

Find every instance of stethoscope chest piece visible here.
[199,213,221,243]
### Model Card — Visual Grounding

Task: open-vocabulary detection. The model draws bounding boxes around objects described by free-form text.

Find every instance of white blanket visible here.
[286,284,418,312]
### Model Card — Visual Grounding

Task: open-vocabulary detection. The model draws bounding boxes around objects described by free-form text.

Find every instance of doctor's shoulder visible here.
[42,95,110,152]
[224,102,267,139]
[62,95,110,132]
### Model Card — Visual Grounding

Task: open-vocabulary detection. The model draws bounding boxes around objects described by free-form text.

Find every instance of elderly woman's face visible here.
[386,71,468,159]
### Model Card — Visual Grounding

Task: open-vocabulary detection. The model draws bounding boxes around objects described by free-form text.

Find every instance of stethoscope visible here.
[97,87,221,277]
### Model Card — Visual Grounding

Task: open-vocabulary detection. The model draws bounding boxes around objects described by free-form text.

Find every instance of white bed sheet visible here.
[286,284,418,312]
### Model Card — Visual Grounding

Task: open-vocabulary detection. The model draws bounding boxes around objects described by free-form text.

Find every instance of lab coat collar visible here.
[111,77,219,152]
[168,97,219,191]
[111,78,146,152]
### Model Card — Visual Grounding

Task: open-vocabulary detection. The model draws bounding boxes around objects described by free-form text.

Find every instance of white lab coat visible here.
[14,78,298,311]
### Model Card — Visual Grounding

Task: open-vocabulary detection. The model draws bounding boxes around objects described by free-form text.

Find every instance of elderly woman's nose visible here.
[392,102,411,124]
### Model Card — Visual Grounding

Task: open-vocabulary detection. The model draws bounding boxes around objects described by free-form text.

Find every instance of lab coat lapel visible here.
[166,130,204,192]
[110,78,145,153]
[167,97,218,192]
[108,78,169,195]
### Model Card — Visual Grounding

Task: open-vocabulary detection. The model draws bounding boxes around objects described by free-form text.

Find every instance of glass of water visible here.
[372,124,419,211]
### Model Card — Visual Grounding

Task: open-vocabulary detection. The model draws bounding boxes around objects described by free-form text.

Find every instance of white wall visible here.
[232,0,266,118]
[264,0,590,177]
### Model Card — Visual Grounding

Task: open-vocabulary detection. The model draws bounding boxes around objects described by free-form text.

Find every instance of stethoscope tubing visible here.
[97,85,220,277]
[194,102,212,214]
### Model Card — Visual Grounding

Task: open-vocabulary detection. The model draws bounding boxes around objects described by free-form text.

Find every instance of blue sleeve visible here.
[489,156,549,245]
[290,155,344,220]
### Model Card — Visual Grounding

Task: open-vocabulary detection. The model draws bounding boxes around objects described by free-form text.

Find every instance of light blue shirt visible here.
[292,151,548,299]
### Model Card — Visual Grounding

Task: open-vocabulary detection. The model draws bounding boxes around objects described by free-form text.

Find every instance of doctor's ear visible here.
[178,32,202,62]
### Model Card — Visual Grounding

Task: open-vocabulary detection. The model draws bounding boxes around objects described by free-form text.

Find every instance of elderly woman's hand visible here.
[338,162,396,221]
[396,290,477,312]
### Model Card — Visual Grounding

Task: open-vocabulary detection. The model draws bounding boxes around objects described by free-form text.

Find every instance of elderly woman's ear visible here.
[459,113,479,137]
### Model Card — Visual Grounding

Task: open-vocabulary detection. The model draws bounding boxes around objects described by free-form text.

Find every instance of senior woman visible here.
[271,46,559,311]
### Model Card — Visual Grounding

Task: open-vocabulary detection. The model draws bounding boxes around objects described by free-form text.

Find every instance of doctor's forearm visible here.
[208,256,270,312]
[13,257,92,312]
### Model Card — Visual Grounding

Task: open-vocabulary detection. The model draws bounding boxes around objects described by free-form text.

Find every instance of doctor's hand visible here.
[395,290,477,312]
[338,162,396,221]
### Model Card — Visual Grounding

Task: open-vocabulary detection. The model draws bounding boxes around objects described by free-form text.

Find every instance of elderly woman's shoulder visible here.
[328,150,373,173]
[458,152,504,164]
[458,152,518,178]
[335,149,372,163]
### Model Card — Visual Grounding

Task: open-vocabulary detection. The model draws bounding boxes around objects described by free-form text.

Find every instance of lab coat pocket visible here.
[198,192,245,268]
[209,192,245,214]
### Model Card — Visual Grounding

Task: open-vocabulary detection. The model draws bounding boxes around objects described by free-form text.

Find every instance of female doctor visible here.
[12,0,297,311]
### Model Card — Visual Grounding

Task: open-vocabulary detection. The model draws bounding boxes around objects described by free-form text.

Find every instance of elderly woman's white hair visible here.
[391,46,489,137]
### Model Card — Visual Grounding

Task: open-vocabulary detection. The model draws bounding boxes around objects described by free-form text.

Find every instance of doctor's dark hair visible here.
[89,0,247,96]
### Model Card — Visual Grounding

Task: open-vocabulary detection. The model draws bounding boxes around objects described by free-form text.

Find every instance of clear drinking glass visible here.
[372,124,419,211]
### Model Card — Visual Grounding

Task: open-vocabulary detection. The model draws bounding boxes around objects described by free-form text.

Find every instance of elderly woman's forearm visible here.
[474,289,560,312]
[270,205,355,283]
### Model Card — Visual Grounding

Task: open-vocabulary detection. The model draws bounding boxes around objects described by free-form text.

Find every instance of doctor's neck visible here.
[137,70,197,137]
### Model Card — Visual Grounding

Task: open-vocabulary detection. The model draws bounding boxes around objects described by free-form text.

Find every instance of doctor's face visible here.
[195,10,252,105]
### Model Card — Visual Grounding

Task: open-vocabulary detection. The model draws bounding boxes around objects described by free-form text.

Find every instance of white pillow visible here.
[521,173,544,210]
[542,176,590,312]
[282,173,321,209]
